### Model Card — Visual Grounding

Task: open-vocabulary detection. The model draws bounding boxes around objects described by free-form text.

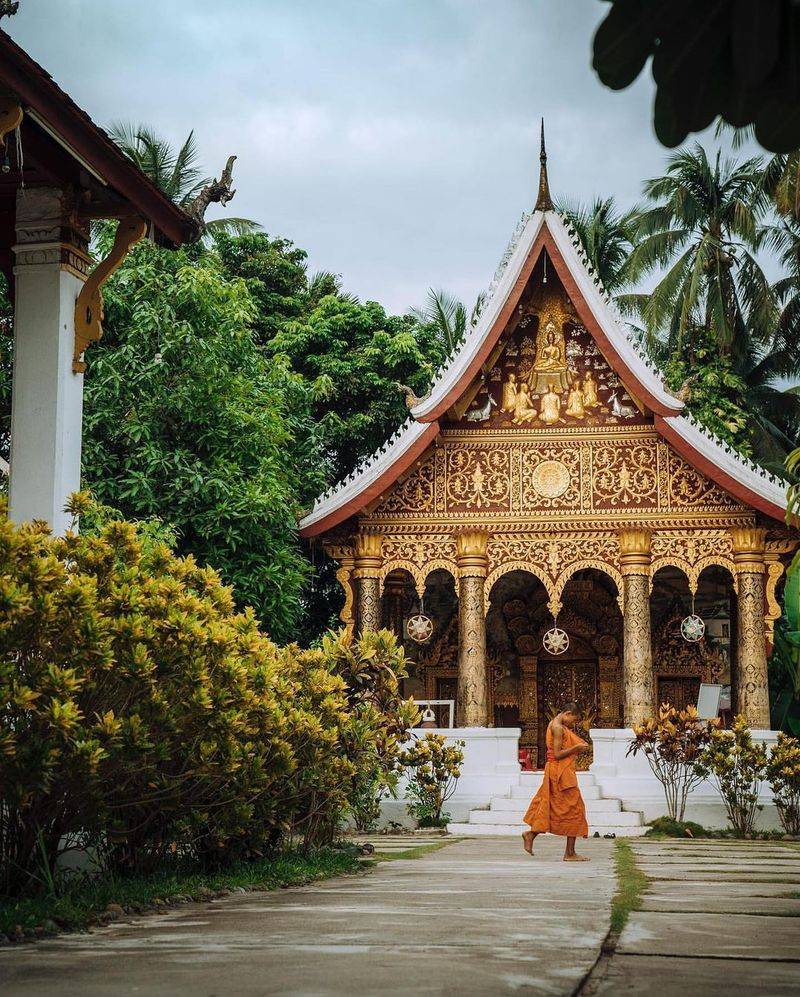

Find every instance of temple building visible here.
[299,133,796,783]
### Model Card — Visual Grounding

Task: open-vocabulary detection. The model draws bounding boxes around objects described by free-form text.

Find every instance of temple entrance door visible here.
[536,658,598,764]
[657,675,701,712]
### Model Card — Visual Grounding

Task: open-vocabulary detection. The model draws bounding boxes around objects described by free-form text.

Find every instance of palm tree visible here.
[558,197,638,292]
[411,289,485,355]
[108,122,261,237]
[622,144,775,363]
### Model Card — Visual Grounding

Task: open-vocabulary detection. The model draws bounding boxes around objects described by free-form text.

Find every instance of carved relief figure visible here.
[512,382,538,425]
[540,386,562,425]
[530,318,571,393]
[581,370,600,408]
[565,384,585,419]
[501,372,518,413]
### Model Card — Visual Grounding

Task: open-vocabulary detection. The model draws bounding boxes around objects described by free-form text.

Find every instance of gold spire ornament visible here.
[535,118,553,212]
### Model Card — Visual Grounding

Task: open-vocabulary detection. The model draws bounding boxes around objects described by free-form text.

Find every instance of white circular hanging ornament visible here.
[680,614,705,643]
[406,613,434,644]
[543,626,569,656]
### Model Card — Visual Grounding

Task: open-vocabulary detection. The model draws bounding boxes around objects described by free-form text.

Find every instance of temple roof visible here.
[300,145,789,537]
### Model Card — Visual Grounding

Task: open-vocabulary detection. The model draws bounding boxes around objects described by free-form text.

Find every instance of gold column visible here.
[354,531,383,634]
[731,527,770,728]
[456,530,489,727]
[619,529,654,727]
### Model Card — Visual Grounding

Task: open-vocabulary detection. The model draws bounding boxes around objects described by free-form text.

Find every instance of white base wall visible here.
[375,726,786,832]
[590,728,782,830]
[380,727,521,826]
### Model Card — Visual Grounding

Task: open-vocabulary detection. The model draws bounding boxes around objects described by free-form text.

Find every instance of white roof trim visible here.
[411,212,546,420]
[411,209,683,420]
[300,205,789,533]
[547,213,683,414]
[299,417,430,531]
[664,413,788,512]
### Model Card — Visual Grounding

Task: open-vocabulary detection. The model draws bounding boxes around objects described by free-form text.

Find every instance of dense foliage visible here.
[0,502,415,896]
[592,0,800,152]
[82,239,321,643]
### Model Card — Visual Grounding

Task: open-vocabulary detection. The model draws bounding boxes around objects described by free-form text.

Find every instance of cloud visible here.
[7,1,763,314]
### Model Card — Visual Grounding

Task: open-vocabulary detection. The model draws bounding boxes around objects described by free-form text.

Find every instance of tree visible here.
[267,295,447,483]
[411,288,484,355]
[592,0,800,152]
[623,144,774,362]
[81,237,323,643]
[108,122,260,238]
[558,197,638,292]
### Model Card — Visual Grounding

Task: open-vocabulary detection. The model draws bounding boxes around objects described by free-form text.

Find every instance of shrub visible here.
[399,733,464,828]
[0,499,416,894]
[644,816,709,838]
[695,716,768,836]
[628,704,717,821]
[766,732,800,835]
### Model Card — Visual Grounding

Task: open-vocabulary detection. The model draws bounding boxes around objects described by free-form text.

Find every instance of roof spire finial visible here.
[535,117,553,212]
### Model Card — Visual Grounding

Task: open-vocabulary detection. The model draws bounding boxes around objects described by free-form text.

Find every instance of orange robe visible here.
[523,724,588,837]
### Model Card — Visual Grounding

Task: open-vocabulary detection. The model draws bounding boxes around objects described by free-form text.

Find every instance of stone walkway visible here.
[0,836,614,996]
[592,839,800,997]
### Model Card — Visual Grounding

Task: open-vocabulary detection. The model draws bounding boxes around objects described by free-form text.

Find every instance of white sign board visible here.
[696,683,723,719]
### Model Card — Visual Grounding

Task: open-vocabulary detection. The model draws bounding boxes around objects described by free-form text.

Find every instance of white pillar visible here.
[9,188,89,534]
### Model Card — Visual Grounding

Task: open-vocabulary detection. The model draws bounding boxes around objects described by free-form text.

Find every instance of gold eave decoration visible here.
[73,215,147,373]
[0,93,23,150]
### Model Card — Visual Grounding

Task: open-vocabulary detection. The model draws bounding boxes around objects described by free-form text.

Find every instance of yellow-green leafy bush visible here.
[0,501,414,894]
[695,716,768,836]
[766,732,800,835]
[399,733,464,827]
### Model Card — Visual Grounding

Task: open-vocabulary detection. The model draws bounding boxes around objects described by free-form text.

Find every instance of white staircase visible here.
[448,770,648,837]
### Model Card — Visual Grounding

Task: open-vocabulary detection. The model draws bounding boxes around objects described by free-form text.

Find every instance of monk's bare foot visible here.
[522,831,535,855]
[563,854,590,862]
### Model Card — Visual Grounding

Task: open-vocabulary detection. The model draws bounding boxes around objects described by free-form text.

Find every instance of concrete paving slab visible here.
[617,911,800,961]
[644,879,800,899]
[0,836,615,997]
[637,895,800,915]
[593,954,800,997]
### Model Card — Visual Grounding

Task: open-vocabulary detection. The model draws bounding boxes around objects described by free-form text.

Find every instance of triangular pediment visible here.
[299,206,788,537]
[452,272,645,430]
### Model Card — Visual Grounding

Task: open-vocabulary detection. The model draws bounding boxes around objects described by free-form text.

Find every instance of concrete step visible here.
[468,802,636,825]
[518,771,597,786]
[489,795,621,813]
[447,822,650,838]
[510,784,601,800]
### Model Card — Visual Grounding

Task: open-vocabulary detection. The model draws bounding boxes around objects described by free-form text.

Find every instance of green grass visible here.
[368,839,456,862]
[0,848,361,940]
[610,839,648,936]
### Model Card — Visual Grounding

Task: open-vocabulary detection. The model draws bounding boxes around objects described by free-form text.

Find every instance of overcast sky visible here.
[7,1,757,313]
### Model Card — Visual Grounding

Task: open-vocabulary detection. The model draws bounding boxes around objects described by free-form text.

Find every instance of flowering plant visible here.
[766,733,800,835]
[399,733,464,827]
[628,704,718,820]
[695,716,767,836]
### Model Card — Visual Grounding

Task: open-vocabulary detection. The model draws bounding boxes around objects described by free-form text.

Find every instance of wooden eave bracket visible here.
[73,215,146,373]
[0,91,23,149]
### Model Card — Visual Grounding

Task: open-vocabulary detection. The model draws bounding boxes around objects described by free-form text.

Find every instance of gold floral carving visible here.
[668,450,734,508]
[369,431,744,523]
[379,534,458,595]
[650,531,736,592]
[446,448,510,510]
[593,443,658,507]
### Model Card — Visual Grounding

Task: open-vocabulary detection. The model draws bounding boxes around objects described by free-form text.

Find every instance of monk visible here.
[522,702,590,861]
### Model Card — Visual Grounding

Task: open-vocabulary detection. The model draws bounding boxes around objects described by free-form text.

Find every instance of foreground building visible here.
[300,135,796,831]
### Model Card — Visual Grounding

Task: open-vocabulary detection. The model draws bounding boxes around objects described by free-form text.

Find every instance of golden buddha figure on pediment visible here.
[530,316,571,394]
